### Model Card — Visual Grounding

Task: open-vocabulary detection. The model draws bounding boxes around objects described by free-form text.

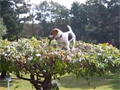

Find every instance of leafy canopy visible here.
[0,37,119,76]
[0,37,119,90]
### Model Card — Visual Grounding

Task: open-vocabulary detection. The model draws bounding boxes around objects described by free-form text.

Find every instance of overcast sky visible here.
[25,0,87,9]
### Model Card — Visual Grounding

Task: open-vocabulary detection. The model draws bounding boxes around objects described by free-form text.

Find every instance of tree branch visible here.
[16,74,31,81]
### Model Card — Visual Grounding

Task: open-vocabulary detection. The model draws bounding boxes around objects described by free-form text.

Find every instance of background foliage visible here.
[0,18,7,39]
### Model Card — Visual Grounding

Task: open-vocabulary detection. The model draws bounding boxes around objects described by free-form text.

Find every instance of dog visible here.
[48,25,76,50]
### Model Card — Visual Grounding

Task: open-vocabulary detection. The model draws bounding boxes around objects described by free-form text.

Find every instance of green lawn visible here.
[0,73,119,90]
[60,74,120,90]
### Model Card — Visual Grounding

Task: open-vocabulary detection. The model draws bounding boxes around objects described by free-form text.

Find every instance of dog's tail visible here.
[67,25,73,32]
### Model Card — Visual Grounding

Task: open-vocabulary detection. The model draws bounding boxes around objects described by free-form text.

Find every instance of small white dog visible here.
[48,25,76,50]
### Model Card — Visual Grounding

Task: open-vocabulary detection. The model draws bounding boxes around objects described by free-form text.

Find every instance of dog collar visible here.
[56,34,62,40]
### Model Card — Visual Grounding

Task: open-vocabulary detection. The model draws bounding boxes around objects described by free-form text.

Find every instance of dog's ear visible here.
[50,29,58,36]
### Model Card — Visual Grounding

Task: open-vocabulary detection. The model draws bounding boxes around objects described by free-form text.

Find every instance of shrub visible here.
[0,37,119,90]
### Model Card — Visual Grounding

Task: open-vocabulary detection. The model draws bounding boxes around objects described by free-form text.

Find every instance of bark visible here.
[16,72,52,90]
[43,73,52,90]
[31,80,42,90]
[30,73,52,90]
[30,73,42,90]
[0,71,6,79]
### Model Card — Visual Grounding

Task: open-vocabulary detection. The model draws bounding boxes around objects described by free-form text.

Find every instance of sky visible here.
[25,0,87,9]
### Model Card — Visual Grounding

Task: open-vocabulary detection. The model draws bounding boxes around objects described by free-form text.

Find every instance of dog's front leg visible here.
[66,42,70,50]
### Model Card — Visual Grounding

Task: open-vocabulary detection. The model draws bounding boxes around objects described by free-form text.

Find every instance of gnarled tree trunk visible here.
[43,73,52,90]
[0,71,6,79]
[17,72,52,90]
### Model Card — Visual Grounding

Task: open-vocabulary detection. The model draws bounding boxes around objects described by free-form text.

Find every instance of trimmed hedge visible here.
[0,37,119,89]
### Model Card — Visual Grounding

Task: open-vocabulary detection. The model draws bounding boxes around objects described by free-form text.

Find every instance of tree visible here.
[0,0,29,40]
[106,0,120,48]
[0,37,119,90]
[85,0,120,48]
[85,0,108,42]
[70,1,88,40]
[69,0,119,48]
[0,40,14,79]
[35,1,70,37]
[0,0,29,79]
[0,18,7,39]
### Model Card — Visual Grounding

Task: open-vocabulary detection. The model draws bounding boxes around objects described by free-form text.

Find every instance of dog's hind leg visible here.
[72,37,76,50]
[66,42,70,50]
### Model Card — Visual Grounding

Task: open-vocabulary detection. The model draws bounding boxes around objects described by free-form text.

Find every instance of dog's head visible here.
[48,28,59,45]
[48,28,59,40]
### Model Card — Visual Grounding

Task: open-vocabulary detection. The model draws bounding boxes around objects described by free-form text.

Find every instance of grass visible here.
[0,73,119,90]
[60,73,120,90]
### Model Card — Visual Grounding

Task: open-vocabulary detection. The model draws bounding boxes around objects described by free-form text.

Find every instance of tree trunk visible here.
[17,72,52,90]
[0,71,6,79]
[30,73,52,90]
[118,26,120,49]
[43,73,52,90]
[31,81,42,90]
[30,73,42,90]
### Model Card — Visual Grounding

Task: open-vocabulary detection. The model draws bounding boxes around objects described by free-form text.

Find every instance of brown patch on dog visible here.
[50,29,58,36]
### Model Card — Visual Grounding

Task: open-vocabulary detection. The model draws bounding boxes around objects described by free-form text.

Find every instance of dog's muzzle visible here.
[48,35,54,45]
